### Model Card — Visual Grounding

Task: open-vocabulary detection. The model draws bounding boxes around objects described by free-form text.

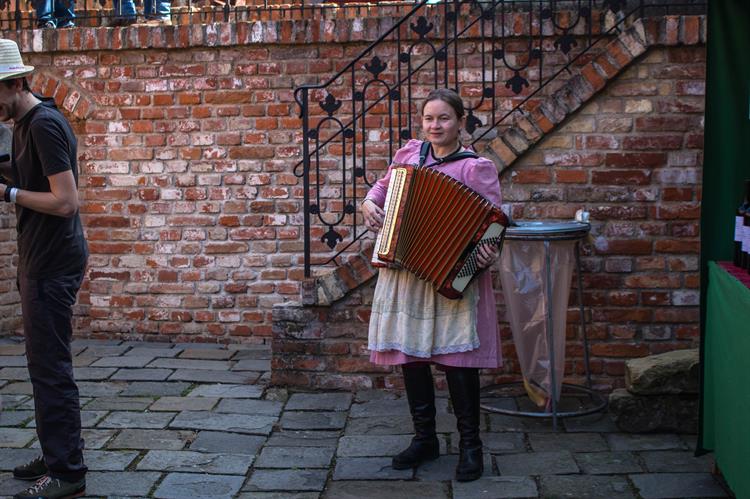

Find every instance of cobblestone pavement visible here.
[0,338,730,499]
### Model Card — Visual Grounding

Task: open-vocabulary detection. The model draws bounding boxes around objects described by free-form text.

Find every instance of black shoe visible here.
[391,363,440,470]
[455,445,483,481]
[392,434,440,469]
[446,367,484,482]
[13,475,85,499]
[13,456,48,481]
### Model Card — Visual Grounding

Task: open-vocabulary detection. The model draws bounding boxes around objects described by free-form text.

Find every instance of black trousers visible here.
[19,269,87,482]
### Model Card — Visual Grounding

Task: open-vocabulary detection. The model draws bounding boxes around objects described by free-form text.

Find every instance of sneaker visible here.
[13,475,85,499]
[56,20,75,28]
[37,20,56,29]
[13,456,47,481]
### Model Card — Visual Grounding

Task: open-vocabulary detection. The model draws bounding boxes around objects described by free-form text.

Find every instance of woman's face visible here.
[421,99,464,149]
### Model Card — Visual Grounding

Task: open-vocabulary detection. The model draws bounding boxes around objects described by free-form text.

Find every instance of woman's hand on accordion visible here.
[362,199,385,232]
[476,242,500,269]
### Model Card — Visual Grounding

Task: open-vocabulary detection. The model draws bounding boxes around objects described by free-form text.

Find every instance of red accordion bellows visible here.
[372,165,509,299]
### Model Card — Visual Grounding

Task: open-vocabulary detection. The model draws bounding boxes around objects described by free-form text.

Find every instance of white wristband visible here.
[9,187,17,203]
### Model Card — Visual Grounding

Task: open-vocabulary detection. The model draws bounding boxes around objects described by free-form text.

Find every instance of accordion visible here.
[371,165,509,299]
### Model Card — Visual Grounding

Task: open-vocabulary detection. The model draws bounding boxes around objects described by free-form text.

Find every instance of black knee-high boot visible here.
[392,363,440,470]
[446,367,483,482]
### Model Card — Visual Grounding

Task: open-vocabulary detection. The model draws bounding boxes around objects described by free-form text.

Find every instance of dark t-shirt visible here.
[12,96,87,278]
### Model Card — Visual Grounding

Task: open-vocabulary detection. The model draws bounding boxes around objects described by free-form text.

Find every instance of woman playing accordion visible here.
[362,88,504,482]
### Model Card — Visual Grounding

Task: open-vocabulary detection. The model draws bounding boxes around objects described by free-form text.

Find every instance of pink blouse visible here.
[367,140,504,369]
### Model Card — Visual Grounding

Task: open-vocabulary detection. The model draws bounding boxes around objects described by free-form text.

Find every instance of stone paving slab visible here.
[126,347,182,358]
[528,432,609,453]
[150,396,219,412]
[495,450,580,475]
[72,356,98,367]
[119,382,191,397]
[0,448,40,470]
[563,412,620,432]
[337,434,416,457]
[231,349,271,361]
[85,397,154,411]
[0,357,27,368]
[0,383,32,395]
[215,399,282,416]
[108,429,195,450]
[452,476,538,499]
[149,358,233,371]
[0,395,29,408]
[540,474,637,498]
[187,384,263,399]
[574,451,644,474]
[79,345,131,357]
[264,430,340,448]
[238,492,319,499]
[487,414,557,433]
[255,446,334,469]
[85,471,162,497]
[630,472,728,498]
[323,481,450,499]
[75,367,119,381]
[232,360,271,371]
[0,345,25,356]
[607,433,687,451]
[91,356,156,368]
[77,381,129,397]
[85,450,139,471]
[280,411,347,430]
[188,431,266,455]
[0,410,33,427]
[80,429,119,449]
[0,473,30,498]
[285,393,353,412]
[169,411,276,435]
[137,450,254,475]
[245,469,329,492]
[180,349,234,360]
[154,473,244,499]
[98,411,177,429]
[111,369,173,382]
[0,428,35,448]
[333,457,414,480]
[168,369,256,384]
[345,414,457,435]
[0,368,29,381]
[640,450,714,473]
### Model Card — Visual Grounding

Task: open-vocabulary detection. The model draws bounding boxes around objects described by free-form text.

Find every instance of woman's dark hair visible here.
[421,88,465,119]
[0,77,31,92]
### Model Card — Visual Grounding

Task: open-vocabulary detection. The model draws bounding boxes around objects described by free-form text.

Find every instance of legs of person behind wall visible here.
[392,362,440,470]
[445,367,483,482]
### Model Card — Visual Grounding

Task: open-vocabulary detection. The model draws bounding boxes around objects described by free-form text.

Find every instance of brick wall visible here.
[0,12,705,384]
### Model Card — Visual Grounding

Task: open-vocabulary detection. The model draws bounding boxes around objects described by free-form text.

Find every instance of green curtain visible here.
[698,1,750,453]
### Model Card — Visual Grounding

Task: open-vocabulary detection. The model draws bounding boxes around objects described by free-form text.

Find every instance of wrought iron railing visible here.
[294,0,705,277]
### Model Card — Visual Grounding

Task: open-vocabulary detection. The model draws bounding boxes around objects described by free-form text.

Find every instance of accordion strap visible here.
[418,141,478,169]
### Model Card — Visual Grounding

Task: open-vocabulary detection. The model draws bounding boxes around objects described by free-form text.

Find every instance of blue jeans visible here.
[113,0,170,19]
[34,0,75,26]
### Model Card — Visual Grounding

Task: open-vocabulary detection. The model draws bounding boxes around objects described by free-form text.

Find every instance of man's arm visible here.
[1,169,79,217]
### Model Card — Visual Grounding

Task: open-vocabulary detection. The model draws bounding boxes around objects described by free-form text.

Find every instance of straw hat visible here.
[0,39,33,82]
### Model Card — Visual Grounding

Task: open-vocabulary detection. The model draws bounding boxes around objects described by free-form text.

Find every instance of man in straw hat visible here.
[0,39,87,499]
